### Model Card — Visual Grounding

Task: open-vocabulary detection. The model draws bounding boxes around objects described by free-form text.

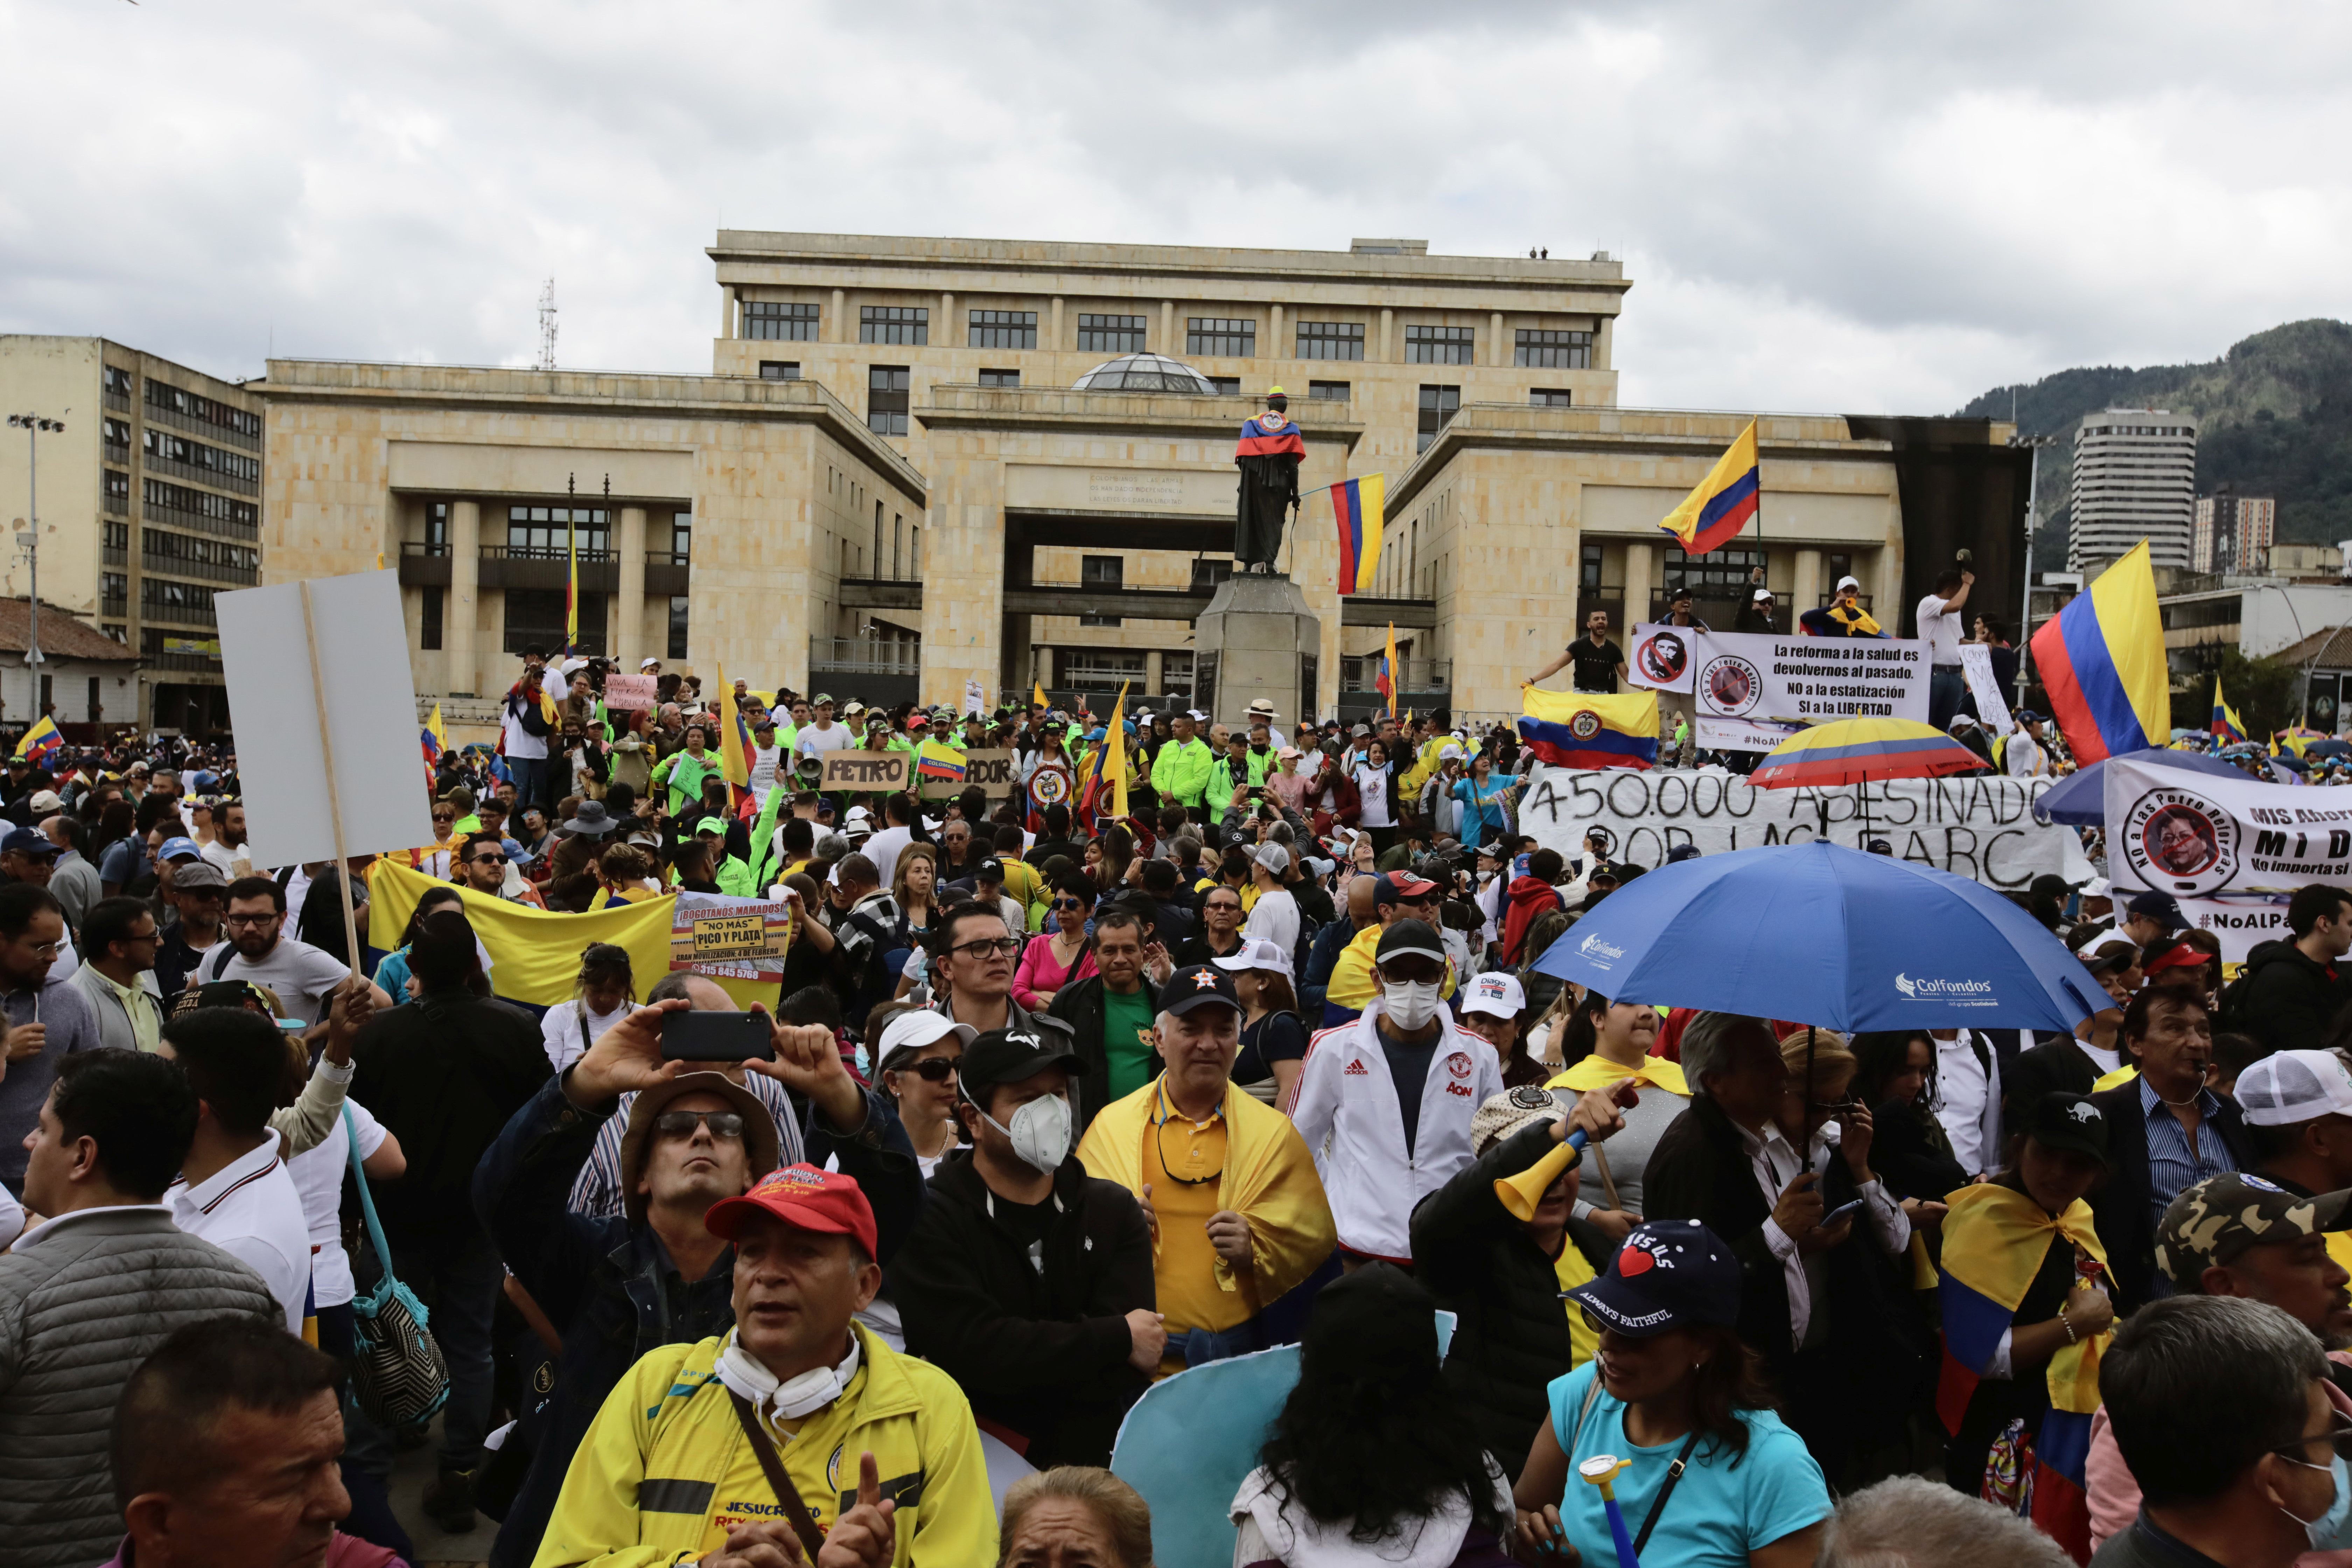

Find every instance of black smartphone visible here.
[660,1010,775,1063]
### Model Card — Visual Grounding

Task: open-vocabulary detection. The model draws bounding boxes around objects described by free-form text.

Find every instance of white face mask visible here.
[715,1328,861,1434]
[1382,979,1442,1031]
[982,1090,1074,1175]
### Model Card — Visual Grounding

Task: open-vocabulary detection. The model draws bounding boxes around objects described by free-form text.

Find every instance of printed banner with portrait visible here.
[1687,629,1930,727]
[2102,756,2352,897]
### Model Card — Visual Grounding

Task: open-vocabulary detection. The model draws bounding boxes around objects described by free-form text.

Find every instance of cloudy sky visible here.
[2,0,2345,414]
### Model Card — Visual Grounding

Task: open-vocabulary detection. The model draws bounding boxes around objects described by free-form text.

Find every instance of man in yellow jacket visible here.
[532,1164,996,1567]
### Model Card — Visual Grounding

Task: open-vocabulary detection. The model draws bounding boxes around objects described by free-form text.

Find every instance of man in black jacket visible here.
[2235,883,2352,1054]
[1410,1083,1625,1470]
[888,1026,1159,1469]
[2003,946,2135,1136]
[1046,904,1161,1133]
[2091,987,2252,1314]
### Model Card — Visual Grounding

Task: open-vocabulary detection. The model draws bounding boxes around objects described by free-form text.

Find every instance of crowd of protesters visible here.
[6,636,2352,1568]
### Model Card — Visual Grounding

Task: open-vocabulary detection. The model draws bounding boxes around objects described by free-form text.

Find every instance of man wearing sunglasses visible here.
[455,831,544,909]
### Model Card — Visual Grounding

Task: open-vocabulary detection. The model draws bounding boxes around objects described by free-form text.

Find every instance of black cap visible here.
[1375,918,1448,968]
[2022,1092,2110,1166]
[2030,873,2076,901]
[959,1024,1086,1096]
[1163,965,1242,1017]
[1564,1218,1741,1337]
[2126,890,2184,932]
[1864,839,1893,856]
[1666,843,1702,864]
[973,856,1006,883]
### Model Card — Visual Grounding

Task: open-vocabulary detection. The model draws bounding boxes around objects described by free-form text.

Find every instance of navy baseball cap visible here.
[1163,965,1241,1018]
[0,828,53,859]
[2126,890,2184,931]
[1565,1219,1741,1336]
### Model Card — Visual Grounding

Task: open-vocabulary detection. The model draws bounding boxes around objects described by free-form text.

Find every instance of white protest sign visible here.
[1625,623,1699,694]
[1516,763,2094,890]
[1960,644,2014,737]
[2104,755,2352,896]
[964,676,985,716]
[2178,895,2293,964]
[1691,629,1928,726]
[217,569,437,874]
[603,672,657,710]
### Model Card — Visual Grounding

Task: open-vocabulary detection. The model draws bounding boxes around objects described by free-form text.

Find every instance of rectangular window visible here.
[1078,614,1122,628]
[743,301,819,341]
[1187,317,1256,357]
[1405,325,1475,365]
[968,309,1037,350]
[1162,650,1194,694]
[1581,544,1604,592]
[103,417,131,449]
[504,505,610,556]
[1530,389,1574,408]
[758,360,801,380]
[142,479,258,534]
[1190,558,1233,593]
[672,512,693,561]
[103,470,130,507]
[1077,314,1148,354]
[867,366,911,436]
[140,427,260,483]
[859,306,929,345]
[1295,321,1365,360]
[141,528,259,582]
[1664,544,1766,596]
[425,502,449,551]
[101,573,128,617]
[1208,377,1241,396]
[1516,328,1592,369]
[103,365,134,397]
[420,585,444,650]
[143,378,261,438]
[1061,649,1146,691]
[1081,555,1124,587]
[140,578,218,624]
[1416,385,1461,453]
[668,596,690,659]
[1308,380,1351,400]
[978,368,1021,388]
[86,677,99,724]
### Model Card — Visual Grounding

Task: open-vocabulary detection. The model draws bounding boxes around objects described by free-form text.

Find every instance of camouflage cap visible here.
[2154,1171,2352,1286]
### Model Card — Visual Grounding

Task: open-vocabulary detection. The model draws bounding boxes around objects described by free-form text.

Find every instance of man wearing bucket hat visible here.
[538,1157,996,1567]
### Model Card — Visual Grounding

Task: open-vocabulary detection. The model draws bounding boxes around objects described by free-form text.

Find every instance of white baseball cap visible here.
[1212,937,1295,979]
[639,658,661,670]
[2080,877,2111,899]
[1251,842,1291,875]
[1752,588,1774,602]
[1835,575,1861,592]
[876,1009,978,1074]
[2235,1050,2352,1127]
[1461,971,1527,1020]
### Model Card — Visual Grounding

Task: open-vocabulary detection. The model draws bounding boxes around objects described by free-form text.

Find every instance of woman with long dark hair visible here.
[1011,871,1098,1011]
[1233,1264,1516,1566]
[1353,738,1401,859]
[1515,1220,1831,1567]
[1849,1029,1966,1206]
[369,885,466,1003]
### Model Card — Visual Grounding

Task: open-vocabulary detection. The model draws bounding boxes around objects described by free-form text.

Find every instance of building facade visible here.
[2192,489,2276,574]
[0,336,256,734]
[2068,408,2198,570]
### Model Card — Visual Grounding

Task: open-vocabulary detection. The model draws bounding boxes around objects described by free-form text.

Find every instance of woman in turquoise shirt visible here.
[1452,751,1517,850]
[1515,1219,1831,1568]
[370,885,465,1002]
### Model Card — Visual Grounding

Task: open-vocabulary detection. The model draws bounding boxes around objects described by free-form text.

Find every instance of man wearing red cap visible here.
[536,1163,996,1566]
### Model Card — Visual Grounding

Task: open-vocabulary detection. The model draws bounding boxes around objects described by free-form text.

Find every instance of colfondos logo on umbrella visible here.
[1578,931,1625,967]
[1894,972,1997,1004]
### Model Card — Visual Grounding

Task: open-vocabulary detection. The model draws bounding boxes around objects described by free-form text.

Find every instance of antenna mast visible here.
[537,279,558,371]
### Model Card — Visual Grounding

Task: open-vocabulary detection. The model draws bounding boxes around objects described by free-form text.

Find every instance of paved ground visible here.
[387,1416,490,1568]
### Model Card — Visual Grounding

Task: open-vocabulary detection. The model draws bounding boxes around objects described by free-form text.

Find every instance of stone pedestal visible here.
[1194,572,1321,730]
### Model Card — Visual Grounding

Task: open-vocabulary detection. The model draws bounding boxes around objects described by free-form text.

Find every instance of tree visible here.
[2170,646,2303,738]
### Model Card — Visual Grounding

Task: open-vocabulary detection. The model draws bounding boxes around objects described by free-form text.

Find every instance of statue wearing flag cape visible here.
[1234,387,1304,572]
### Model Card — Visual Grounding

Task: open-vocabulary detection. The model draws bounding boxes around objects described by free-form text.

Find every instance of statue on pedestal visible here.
[1233,386,1303,573]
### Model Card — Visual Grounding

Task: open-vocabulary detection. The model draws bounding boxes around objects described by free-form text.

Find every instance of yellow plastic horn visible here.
[1493,1129,1587,1222]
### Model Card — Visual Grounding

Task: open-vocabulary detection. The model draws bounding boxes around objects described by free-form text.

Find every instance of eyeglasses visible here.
[903,1057,961,1083]
[2273,1415,2352,1464]
[1206,900,1242,914]
[224,913,279,929]
[21,941,62,959]
[948,937,1024,961]
[653,1110,745,1141]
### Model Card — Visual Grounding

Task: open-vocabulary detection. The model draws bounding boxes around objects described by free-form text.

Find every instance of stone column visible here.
[1050,295,1063,352]
[1622,540,1654,626]
[1595,316,1614,374]
[1490,312,1505,367]
[448,500,480,696]
[830,288,846,343]
[1144,650,1163,695]
[1794,548,1823,618]
[1379,308,1394,362]
[1270,303,1284,362]
[1161,300,1175,354]
[617,506,648,668]
[941,293,954,349]
[719,286,736,340]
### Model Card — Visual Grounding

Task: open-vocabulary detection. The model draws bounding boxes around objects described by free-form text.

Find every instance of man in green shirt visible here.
[1045,904,1162,1133]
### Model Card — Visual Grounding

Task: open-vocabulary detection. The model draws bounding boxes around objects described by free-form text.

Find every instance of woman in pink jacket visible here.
[1013,872,1098,1010]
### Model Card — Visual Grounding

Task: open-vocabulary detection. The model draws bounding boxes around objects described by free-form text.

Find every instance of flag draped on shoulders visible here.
[1235,415,1306,460]
[2029,540,2167,765]
[1518,688,1659,771]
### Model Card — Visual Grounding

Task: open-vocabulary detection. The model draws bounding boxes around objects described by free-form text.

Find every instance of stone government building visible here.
[254,232,2031,728]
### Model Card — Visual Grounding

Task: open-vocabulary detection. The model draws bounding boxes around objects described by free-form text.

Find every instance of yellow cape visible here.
[1940,1180,2111,1415]
[1548,1055,1690,1097]
[1077,1074,1335,1303]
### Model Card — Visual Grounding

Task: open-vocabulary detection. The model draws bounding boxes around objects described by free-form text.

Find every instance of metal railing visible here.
[142,500,257,541]
[141,399,262,453]
[483,544,617,563]
[1341,658,1451,692]
[402,540,450,558]
[141,451,260,496]
[143,554,259,587]
[810,637,920,676]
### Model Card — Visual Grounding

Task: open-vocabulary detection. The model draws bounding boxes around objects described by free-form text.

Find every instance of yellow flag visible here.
[715,664,751,789]
[1102,680,1130,819]
[1034,680,1051,714]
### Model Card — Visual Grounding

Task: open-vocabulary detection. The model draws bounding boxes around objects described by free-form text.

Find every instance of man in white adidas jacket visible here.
[1284,919,1505,1265]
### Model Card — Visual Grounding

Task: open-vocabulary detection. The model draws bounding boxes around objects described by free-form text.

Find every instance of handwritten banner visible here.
[602,673,658,710]
[819,751,910,791]
[921,749,1017,800]
[1516,764,2094,890]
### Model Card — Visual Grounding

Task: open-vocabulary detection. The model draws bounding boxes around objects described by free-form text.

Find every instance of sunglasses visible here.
[654,1110,744,1140]
[1053,897,1087,910]
[902,1056,961,1083]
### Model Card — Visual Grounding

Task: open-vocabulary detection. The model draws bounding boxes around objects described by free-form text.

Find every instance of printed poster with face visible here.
[2103,754,2352,897]
[1625,623,1699,695]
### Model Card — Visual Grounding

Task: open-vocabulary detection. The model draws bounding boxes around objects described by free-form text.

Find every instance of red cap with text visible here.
[704,1163,878,1259]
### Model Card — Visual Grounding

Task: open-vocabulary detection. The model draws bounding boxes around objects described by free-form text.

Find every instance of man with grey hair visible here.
[1817,1476,2072,1567]
[2092,1295,2339,1568]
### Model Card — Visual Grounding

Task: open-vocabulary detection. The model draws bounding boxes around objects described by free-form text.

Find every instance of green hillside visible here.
[1956,318,2352,572]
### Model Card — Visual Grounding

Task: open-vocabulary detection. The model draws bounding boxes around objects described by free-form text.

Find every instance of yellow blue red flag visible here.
[1658,420,1761,555]
[1331,475,1385,595]
[2028,540,2166,765]
[1376,624,1398,716]
[2211,677,2245,745]
[13,716,60,765]
[1518,688,1658,770]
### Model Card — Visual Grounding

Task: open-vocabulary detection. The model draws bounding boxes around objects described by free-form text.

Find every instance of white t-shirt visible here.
[540,998,635,1074]
[207,936,353,1024]
[863,825,913,889]
[167,1130,312,1334]
[1353,762,1394,829]
[498,668,568,761]
[1243,887,1300,958]
[795,723,853,760]
[1917,594,1964,666]
[289,1101,387,1310]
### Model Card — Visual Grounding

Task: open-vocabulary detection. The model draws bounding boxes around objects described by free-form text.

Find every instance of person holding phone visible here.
[1641,1015,1920,1488]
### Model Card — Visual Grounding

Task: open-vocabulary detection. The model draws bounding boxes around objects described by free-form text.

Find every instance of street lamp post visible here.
[6,413,62,724]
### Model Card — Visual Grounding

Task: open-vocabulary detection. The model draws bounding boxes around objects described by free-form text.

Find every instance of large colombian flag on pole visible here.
[1658,420,1761,555]
[1518,688,1659,771]
[2029,540,2167,765]
[1331,475,1385,595]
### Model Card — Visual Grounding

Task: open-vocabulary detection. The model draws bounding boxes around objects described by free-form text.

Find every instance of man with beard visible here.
[203,876,382,1027]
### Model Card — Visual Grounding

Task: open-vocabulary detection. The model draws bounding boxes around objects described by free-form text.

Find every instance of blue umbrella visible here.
[2030,746,2251,825]
[1531,840,2106,1032]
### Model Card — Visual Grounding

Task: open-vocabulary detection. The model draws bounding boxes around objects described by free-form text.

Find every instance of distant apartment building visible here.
[2068,408,2198,570]
[2192,489,2275,574]
[0,337,258,734]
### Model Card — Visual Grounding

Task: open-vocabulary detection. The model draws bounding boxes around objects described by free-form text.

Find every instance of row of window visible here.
[143,528,258,575]
[144,478,258,530]
[145,377,262,439]
[417,587,689,663]
[142,427,260,484]
[415,502,693,560]
[103,366,134,397]
[741,302,1596,366]
[142,578,217,622]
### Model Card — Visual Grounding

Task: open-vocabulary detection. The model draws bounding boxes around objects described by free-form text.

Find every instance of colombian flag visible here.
[1934,1182,2110,1562]
[1235,414,1306,460]
[714,663,752,793]
[12,716,60,766]
[1332,475,1385,596]
[420,702,448,780]
[1518,688,1659,770]
[1078,681,1130,830]
[2211,677,2245,744]
[1374,624,1398,716]
[1658,420,1761,556]
[2029,541,2167,766]
[916,740,967,787]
